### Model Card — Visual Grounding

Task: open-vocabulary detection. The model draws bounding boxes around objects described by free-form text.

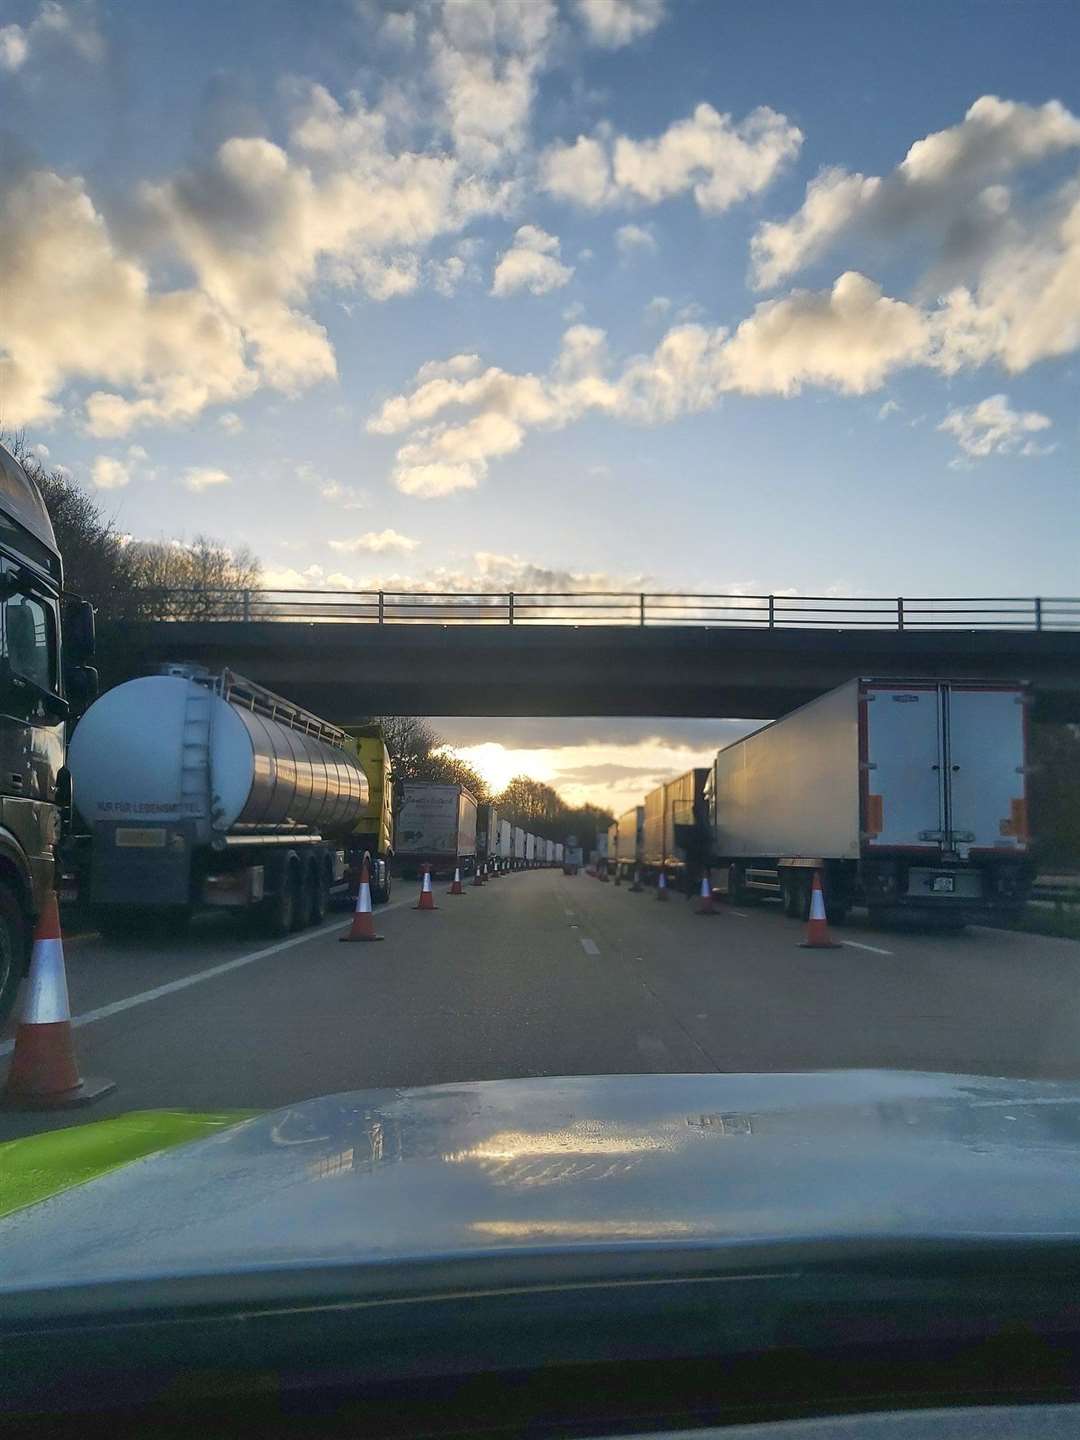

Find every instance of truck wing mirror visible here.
[63,598,96,665]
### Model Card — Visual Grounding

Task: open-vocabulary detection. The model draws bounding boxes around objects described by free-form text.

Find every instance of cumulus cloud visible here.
[574,0,666,48]
[877,398,901,419]
[217,411,244,434]
[615,222,656,256]
[1,76,517,431]
[540,103,802,212]
[751,95,1080,289]
[491,224,573,295]
[938,394,1053,463]
[368,268,956,493]
[428,0,556,168]
[184,466,231,492]
[328,529,420,554]
[91,455,131,491]
[0,1,105,74]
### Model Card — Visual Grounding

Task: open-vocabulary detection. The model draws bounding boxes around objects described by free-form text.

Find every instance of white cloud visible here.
[541,103,802,213]
[368,273,944,493]
[0,2,105,74]
[877,399,901,419]
[720,272,931,396]
[91,456,130,491]
[217,411,244,434]
[184,466,231,492]
[328,529,420,554]
[428,0,556,168]
[644,295,671,321]
[575,0,666,48]
[938,394,1052,463]
[752,95,1080,289]
[31,442,50,459]
[615,222,656,256]
[491,224,574,296]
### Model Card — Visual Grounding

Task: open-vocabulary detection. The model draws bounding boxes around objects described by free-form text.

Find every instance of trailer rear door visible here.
[864,684,943,851]
[946,685,1027,853]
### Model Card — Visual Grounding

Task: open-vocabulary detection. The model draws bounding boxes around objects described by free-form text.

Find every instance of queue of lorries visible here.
[607,678,1033,928]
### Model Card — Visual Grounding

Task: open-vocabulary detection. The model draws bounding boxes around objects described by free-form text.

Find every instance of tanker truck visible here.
[66,665,370,937]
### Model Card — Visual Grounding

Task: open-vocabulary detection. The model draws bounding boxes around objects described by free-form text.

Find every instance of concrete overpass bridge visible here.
[96,591,1080,722]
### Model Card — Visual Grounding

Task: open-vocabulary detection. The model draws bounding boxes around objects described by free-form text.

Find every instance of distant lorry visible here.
[0,443,98,1024]
[395,782,477,878]
[496,819,512,871]
[708,677,1032,926]
[512,826,526,870]
[525,832,537,867]
[611,806,644,879]
[641,769,710,890]
[341,724,395,903]
[563,834,583,875]
[476,804,499,871]
[555,842,564,865]
[67,666,368,937]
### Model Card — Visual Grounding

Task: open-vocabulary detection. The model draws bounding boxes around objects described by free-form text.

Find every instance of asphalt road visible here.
[3,868,1080,1140]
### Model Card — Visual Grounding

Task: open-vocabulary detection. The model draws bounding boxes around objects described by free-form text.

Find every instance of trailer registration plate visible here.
[115,828,167,848]
[930,874,956,894]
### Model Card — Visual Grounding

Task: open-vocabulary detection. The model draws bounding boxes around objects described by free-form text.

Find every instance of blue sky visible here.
[2,0,1079,805]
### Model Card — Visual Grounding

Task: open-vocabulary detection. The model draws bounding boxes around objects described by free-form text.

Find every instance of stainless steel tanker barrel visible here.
[69,666,369,846]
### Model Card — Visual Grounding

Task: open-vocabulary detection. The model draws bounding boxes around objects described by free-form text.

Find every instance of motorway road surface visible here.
[3,868,1080,1140]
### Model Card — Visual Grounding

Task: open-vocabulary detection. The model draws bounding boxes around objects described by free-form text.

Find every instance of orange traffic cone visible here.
[656,871,669,902]
[800,872,842,949]
[415,867,437,910]
[341,859,384,942]
[470,863,483,888]
[448,866,466,896]
[629,867,643,893]
[3,894,115,1110]
[695,874,718,915]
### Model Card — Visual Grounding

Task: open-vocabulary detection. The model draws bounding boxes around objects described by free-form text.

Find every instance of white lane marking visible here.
[580,937,600,956]
[842,939,894,956]
[730,910,750,918]
[564,909,575,918]
[0,900,411,1056]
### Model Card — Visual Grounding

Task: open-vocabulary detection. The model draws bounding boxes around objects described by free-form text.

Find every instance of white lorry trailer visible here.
[68,665,370,936]
[708,677,1032,926]
[512,826,526,870]
[395,782,477,878]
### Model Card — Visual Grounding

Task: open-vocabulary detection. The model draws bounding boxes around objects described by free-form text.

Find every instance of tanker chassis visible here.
[66,666,371,937]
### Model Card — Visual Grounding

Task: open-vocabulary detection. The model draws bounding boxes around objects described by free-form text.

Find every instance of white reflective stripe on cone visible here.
[24,937,71,1024]
[358,883,373,913]
[810,880,827,920]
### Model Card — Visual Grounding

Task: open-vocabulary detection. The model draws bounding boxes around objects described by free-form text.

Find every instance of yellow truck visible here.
[341,726,396,904]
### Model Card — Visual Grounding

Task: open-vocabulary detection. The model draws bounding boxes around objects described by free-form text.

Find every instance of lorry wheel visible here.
[0,884,27,1028]
[264,865,299,937]
[378,868,392,905]
[308,860,330,925]
[781,875,802,918]
[293,865,314,932]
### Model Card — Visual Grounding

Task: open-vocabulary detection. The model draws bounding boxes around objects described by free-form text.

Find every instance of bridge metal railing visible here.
[115,591,1080,630]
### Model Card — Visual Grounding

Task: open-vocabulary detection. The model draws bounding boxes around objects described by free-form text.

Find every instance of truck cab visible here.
[342,726,395,903]
[0,444,96,1022]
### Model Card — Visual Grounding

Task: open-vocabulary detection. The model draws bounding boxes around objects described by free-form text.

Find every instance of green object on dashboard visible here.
[0,1109,260,1219]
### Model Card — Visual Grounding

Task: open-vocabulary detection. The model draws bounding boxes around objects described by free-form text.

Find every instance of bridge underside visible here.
[99,622,1080,722]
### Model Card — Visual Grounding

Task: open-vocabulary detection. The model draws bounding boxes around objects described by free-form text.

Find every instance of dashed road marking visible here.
[730,910,750,918]
[580,937,600,956]
[842,939,894,956]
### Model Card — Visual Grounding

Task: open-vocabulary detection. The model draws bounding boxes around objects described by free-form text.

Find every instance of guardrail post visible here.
[242,589,250,622]
[508,591,514,626]
[639,593,646,626]
[378,590,385,624]
[897,597,905,630]
[768,595,775,628]
[1035,597,1043,631]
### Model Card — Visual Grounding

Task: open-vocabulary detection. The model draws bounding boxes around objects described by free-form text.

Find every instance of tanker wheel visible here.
[264,864,300,937]
[0,884,26,1029]
[308,860,330,926]
[293,864,315,932]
